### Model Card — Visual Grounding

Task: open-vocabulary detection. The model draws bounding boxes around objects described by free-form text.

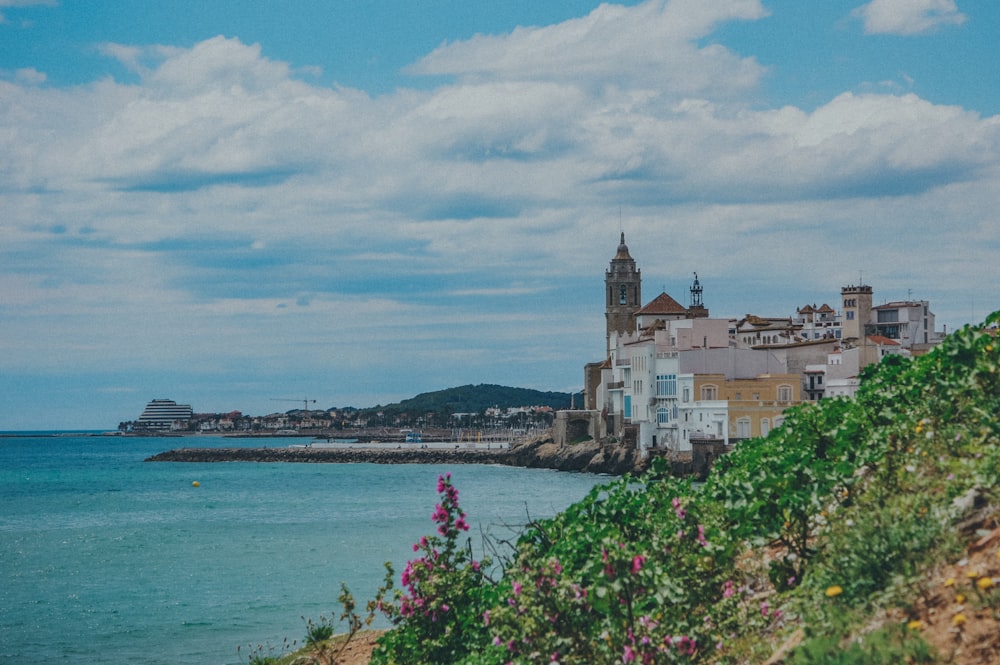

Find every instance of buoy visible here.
[192,481,200,487]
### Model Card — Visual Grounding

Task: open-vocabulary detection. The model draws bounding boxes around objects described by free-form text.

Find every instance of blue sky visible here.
[2,0,999,429]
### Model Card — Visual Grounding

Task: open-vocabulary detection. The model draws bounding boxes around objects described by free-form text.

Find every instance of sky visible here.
[2,0,999,430]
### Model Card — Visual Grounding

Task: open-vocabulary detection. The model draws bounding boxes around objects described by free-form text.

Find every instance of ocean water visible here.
[0,434,605,665]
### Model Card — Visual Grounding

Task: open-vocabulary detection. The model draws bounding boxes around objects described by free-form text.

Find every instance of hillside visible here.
[266,314,1000,665]
[364,384,575,415]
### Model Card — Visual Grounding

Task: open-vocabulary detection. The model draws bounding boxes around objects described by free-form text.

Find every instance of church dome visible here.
[614,232,632,260]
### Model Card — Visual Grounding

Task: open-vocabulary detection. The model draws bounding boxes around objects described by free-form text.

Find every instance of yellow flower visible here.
[944,577,955,587]
[966,570,980,578]
[952,613,967,627]
[977,577,994,590]
[825,585,843,598]
[956,594,966,604]
[907,620,924,631]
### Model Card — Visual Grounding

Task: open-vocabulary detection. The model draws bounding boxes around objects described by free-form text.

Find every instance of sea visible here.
[0,433,607,665]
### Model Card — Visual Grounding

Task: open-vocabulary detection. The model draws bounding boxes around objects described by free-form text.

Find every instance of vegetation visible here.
[361,312,1000,664]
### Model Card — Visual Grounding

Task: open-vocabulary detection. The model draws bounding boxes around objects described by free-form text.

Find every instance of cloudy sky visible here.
[2,0,998,429]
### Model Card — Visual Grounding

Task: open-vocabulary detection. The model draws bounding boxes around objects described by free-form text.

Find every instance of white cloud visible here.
[409,0,769,99]
[14,67,45,84]
[2,0,1000,423]
[852,0,967,35]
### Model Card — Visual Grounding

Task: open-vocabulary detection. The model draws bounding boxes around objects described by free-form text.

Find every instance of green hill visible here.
[365,384,575,415]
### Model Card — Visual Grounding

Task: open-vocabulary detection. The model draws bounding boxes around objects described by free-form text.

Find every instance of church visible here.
[583,233,801,457]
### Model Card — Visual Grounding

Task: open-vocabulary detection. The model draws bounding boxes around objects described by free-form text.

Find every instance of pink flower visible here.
[622,645,636,663]
[513,581,522,596]
[631,555,646,574]
[760,601,770,617]
[722,580,735,598]
[672,497,687,520]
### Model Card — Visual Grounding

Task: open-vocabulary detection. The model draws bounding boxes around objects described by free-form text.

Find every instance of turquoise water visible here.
[0,434,605,664]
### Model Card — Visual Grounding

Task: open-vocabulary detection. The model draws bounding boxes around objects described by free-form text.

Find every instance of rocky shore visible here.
[145,435,647,475]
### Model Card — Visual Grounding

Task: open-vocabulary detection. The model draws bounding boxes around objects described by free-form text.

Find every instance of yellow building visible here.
[691,373,801,440]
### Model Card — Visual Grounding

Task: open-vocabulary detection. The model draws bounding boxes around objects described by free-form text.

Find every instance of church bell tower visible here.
[605,232,641,356]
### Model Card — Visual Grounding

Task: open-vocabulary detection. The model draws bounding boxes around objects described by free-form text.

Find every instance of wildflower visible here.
[622,645,636,663]
[966,570,980,579]
[722,580,735,599]
[907,620,924,631]
[760,601,770,617]
[631,555,646,574]
[977,576,994,590]
[825,585,843,598]
[944,577,955,587]
[956,593,966,604]
[513,582,522,596]
[952,613,967,627]
[672,497,687,520]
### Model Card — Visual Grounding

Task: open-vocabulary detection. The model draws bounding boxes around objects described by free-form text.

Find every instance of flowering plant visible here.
[372,473,499,664]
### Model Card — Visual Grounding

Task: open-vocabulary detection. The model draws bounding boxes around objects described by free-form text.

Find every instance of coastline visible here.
[145,436,648,475]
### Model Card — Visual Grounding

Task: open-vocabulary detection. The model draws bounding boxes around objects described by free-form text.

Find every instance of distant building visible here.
[136,399,193,431]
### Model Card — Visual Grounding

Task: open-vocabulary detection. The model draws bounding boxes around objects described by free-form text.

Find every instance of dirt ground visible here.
[885,523,1000,664]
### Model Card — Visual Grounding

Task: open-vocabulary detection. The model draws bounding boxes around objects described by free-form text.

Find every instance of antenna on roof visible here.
[618,206,623,233]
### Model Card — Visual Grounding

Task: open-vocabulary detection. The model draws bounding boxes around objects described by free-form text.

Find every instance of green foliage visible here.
[304,616,335,646]
[788,622,937,665]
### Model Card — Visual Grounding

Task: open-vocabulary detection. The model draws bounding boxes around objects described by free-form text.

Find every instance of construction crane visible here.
[271,398,317,412]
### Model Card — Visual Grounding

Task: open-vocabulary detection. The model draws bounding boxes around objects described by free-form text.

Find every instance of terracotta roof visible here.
[867,335,901,346]
[818,303,835,313]
[636,292,687,315]
[798,304,815,313]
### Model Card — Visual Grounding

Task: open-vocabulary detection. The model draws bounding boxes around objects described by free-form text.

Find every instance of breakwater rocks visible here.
[145,436,647,475]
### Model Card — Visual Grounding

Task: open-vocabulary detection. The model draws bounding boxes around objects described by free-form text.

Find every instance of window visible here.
[700,385,717,400]
[877,309,899,323]
[620,284,627,305]
[761,419,770,437]
[777,385,793,402]
[736,418,751,438]
[846,311,855,320]
[657,407,670,425]
[624,395,631,420]
[656,374,677,397]
[682,387,690,403]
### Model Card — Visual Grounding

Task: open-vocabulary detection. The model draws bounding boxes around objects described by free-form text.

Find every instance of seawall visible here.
[145,436,647,475]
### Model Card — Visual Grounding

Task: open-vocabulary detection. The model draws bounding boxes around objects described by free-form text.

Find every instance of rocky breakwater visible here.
[145,434,647,475]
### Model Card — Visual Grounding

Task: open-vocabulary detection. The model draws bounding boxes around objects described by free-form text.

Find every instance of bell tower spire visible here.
[605,232,641,357]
